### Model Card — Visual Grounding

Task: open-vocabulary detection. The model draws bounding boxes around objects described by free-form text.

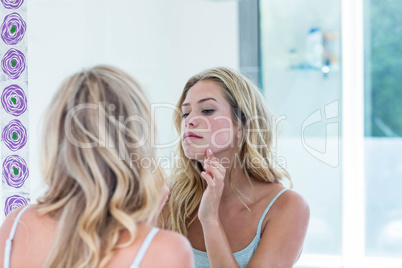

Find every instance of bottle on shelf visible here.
[306,27,324,69]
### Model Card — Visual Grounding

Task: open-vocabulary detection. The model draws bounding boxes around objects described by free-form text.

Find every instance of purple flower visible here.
[1,84,27,116]
[1,13,26,45]
[3,155,29,188]
[1,48,26,80]
[4,195,28,216]
[1,0,24,9]
[2,119,27,151]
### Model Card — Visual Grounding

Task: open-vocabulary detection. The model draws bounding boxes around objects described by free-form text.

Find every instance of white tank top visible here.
[3,206,159,268]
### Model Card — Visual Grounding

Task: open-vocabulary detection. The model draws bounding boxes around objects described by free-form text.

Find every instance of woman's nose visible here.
[185,113,197,128]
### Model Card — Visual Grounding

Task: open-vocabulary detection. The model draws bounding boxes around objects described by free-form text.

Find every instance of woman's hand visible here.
[197,149,241,268]
[198,149,226,225]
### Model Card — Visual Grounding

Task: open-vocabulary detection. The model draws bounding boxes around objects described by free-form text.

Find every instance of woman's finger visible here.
[204,165,224,182]
[203,163,214,178]
[206,160,225,178]
[204,149,225,178]
[204,158,210,167]
[201,171,215,187]
[206,148,213,157]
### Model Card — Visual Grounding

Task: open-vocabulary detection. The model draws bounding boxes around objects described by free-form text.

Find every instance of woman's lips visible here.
[183,136,202,141]
[183,132,202,141]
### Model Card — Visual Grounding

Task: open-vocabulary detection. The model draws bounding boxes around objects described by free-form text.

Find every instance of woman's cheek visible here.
[209,128,234,150]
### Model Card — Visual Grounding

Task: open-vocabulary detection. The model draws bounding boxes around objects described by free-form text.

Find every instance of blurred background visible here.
[26,0,401,267]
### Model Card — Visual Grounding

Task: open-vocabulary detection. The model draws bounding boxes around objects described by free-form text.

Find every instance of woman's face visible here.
[180,80,240,161]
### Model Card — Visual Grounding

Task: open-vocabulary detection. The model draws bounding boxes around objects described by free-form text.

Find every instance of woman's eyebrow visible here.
[182,97,219,107]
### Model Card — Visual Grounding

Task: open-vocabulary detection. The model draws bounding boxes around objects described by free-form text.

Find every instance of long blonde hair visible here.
[35,65,165,268]
[165,67,292,236]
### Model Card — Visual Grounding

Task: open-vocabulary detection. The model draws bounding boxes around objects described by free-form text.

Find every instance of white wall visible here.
[27,0,239,201]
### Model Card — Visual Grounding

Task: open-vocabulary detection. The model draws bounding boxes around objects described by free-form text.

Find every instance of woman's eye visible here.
[182,113,189,119]
[202,109,214,115]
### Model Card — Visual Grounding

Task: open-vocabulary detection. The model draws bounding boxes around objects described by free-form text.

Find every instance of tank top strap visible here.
[4,205,30,268]
[129,227,159,268]
[256,188,288,237]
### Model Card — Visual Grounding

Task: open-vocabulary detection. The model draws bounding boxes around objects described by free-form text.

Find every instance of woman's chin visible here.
[183,146,207,161]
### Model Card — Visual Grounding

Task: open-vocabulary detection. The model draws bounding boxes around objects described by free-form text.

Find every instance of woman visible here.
[0,65,194,268]
[163,67,310,267]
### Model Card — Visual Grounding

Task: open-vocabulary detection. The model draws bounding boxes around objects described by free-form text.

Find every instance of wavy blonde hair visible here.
[34,65,165,268]
[165,67,292,236]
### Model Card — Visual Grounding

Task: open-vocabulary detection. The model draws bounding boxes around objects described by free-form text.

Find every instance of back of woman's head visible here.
[37,65,164,268]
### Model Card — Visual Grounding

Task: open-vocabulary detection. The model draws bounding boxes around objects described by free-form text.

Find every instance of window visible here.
[252,0,402,266]
[364,0,402,260]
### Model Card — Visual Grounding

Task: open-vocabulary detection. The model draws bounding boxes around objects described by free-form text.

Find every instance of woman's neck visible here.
[199,148,255,205]
[220,166,255,206]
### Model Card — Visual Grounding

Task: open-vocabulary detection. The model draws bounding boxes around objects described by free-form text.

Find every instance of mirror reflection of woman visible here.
[0,65,194,268]
[162,67,310,267]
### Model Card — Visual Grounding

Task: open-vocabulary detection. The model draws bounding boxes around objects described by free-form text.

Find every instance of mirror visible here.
[28,0,239,199]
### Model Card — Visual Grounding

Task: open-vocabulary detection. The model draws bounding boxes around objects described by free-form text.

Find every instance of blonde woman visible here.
[0,65,194,268]
[163,67,310,267]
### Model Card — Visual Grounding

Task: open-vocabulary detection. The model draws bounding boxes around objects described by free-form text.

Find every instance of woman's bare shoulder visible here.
[155,229,191,247]
[0,206,25,241]
[256,182,308,208]
[256,183,309,225]
[0,206,39,240]
[144,228,194,268]
[0,206,43,264]
[254,181,287,201]
[265,187,310,227]
[273,188,309,211]
[249,188,310,267]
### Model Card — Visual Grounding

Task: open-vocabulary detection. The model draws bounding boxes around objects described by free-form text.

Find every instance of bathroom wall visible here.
[27,0,239,201]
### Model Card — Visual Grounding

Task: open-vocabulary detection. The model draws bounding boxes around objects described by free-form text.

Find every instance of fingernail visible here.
[208,149,212,155]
